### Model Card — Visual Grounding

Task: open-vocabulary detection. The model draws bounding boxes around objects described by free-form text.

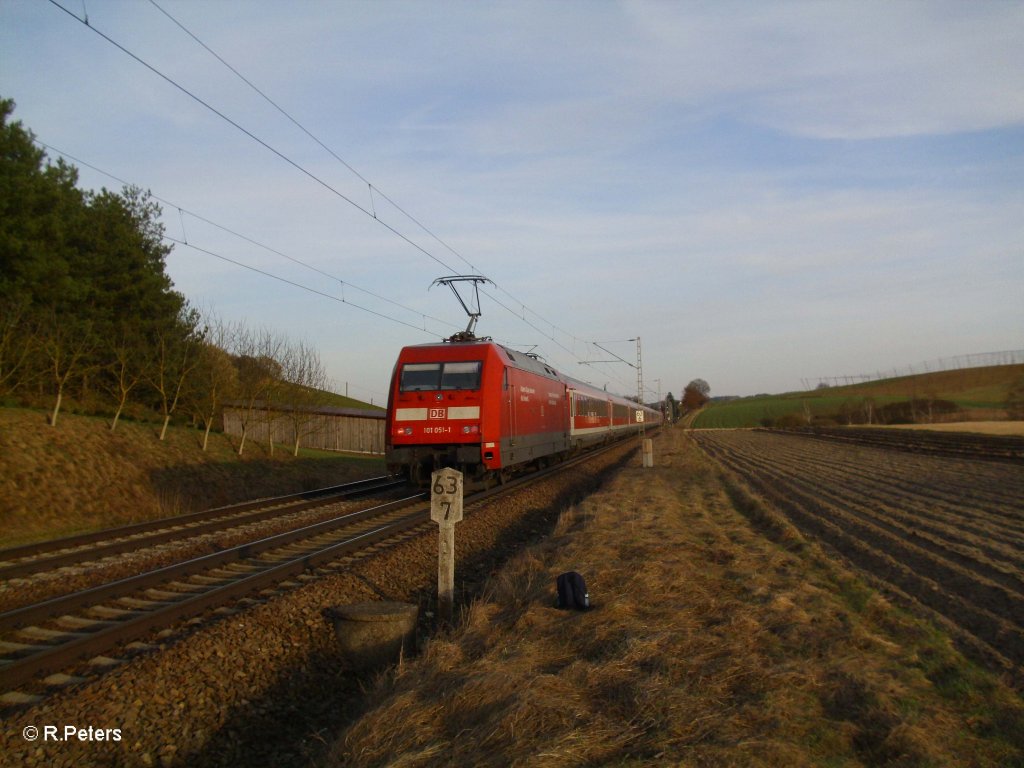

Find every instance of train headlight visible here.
[396,426,413,436]
[462,424,479,434]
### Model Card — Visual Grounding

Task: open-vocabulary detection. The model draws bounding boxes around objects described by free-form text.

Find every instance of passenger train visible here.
[385,338,661,486]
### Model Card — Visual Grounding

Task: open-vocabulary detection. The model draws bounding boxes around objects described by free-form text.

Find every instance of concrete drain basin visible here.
[324,601,418,671]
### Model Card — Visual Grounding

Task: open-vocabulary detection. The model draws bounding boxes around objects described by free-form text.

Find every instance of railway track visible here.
[0,445,621,701]
[0,475,404,581]
[0,492,426,694]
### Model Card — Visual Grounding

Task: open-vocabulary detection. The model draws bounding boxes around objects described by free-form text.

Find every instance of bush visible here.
[876,399,959,425]
[1007,377,1024,420]
[775,413,805,429]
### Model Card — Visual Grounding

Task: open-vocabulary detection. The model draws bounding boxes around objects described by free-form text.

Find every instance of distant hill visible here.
[311,389,385,411]
[692,364,1024,429]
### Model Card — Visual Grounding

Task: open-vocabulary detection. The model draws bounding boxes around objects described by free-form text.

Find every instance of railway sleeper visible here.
[144,589,186,602]
[17,626,87,643]
[88,655,123,668]
[53,615,115,631]
[86,605,136,619]
[0,640,35,654]
[125,641,159,652]
[221,562,262,573]
[165,580,209,593]
[43,672,86,687]
[114,597,170,610]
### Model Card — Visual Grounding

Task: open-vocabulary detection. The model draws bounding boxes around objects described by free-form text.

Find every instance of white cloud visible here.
[623,0,1024,139]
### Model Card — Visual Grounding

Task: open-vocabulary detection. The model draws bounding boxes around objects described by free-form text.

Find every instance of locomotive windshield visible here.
[400,361,482,392]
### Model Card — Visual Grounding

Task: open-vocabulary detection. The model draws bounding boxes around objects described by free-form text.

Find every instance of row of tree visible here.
[1,97,331,454]
[760,396,962,429]
[2,96,189,423]
[200,320,330,456]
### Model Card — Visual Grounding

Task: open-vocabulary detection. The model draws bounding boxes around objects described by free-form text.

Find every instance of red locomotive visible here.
[385,338,661,486]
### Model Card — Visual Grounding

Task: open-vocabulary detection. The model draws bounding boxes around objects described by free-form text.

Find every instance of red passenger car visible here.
[385,339,660,486]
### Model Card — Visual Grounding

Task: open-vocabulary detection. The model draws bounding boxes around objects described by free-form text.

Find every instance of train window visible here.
[400,361,483,392]
[440,361,482,390]
[400,363,442,391]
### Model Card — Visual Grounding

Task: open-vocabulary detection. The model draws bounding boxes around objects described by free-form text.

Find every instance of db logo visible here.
[428,408,447,420]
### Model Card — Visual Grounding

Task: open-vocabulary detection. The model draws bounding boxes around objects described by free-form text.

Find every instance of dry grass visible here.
[0,407,383,547]
[329,429,1024,767]
[839,363,1024,402]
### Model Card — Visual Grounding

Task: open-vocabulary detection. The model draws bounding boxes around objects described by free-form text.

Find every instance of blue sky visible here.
[2,0,1022,403]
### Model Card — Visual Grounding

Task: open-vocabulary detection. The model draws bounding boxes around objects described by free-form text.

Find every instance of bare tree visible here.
[838,399,854,425]
[189,312,238,451]
[148,313,202,441]
[105,324,145,431]
[0,297,37,397]
[862,397,875,425]
[279,338,329,456]
[230,325,284,456]
[924,389,939,423]
[38,309,95,427]
[263,347,286,458]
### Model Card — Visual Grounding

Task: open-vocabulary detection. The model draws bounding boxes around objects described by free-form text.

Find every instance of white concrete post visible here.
[430,467,463,623]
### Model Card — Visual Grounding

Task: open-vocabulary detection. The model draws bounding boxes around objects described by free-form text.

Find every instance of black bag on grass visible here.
[556,571,590,610]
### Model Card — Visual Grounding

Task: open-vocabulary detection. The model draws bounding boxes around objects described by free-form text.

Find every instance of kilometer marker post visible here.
[430,467,463,624]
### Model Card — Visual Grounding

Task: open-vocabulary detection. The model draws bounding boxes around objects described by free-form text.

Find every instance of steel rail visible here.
[0,493,425,632]
[0,440,633,692]
[0,476,403,580]
[0,510,430,691]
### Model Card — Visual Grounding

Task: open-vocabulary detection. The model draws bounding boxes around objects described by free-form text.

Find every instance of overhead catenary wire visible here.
[46,0,460,278]
[32,140,624,391]
[162,235,443,337]
[141,0,612,376]
[43,133,636,395]
[34,139,463,337]
[47,0,650,398]
[34,136,614,387]
[147,0,462,271]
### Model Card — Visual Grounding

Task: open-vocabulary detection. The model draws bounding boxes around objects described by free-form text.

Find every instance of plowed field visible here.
[693,429,1024,680]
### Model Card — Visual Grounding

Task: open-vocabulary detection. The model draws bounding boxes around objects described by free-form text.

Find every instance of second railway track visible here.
[0,475,405,582]
[0,491,427,693]
[0,443,628,700]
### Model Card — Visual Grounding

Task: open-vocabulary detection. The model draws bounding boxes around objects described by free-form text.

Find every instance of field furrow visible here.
[740,437,1024,574]
[693,429,1024,674]
[703,438,1024,619]
[761,434,1024,530]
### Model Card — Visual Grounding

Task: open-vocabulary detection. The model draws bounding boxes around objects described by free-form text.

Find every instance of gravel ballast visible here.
[1,443,636,768]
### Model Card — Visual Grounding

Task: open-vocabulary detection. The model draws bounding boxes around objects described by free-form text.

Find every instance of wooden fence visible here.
[222,405,386,455]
